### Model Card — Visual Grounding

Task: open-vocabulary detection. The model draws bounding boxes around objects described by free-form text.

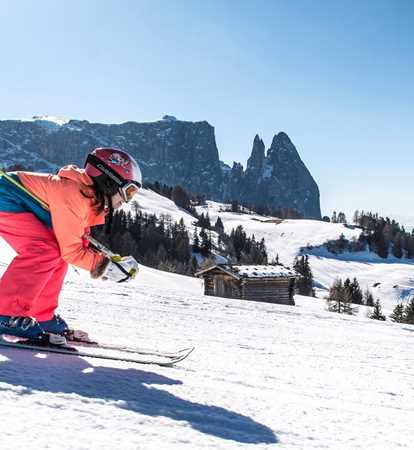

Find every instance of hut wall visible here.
[241,278,295,305]
[200,268,296,305]
[213,275,241,299]
[201,270,241,299]
[204,275,215,296]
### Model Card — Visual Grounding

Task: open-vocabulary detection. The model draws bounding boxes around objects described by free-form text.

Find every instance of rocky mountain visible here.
[222,133,321,218]
[0,115,321,218]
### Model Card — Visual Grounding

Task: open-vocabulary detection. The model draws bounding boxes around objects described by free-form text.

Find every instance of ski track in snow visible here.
[0,192,414,449]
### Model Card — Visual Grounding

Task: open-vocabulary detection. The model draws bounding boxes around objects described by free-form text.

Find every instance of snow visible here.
[32,115,69,126]
[233,265,296,278]
[261,162,273,179]
[196,201,414,312]
[0,237,413,449]
[124,188,196,230]
[22,115,69,129]
[1,192,413,449]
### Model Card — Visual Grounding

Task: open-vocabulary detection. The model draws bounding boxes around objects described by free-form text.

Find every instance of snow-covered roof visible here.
[196,264,297,279]
[233,265,296,278]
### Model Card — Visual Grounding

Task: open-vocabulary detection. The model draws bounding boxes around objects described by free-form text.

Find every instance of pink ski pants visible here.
[0,212,68,321]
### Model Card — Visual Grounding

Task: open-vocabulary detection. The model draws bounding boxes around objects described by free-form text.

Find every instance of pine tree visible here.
[189,256,199,274]
[363,288,375,306]
[327,279,358,315]
[353,210,360,224]
[350,278,363,304]
[214,216,224,234]
[231,200,239,213]
[156,244,168,265]
[337,212,347,224]
[392,233,403,259]
[293,256,314,296]
[404,297,414,324]
[171,185,190,210]
[389,303,405,323]
[369,300,386,321]
[343,277,352,298]
[338,234,348,251]
[192,228,200,253]
[199,228,212,257]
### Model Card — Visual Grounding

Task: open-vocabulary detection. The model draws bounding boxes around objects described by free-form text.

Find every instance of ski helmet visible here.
[85,147,142,201]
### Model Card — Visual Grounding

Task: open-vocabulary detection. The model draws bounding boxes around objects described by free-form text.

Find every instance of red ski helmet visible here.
[85,147,142,201]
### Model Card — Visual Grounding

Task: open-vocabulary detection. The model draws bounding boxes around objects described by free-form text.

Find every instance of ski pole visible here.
[85,235,117,258]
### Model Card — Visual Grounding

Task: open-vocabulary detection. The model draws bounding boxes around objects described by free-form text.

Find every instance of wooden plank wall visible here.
[204,276,215,296]
[241,278,295,305]
[201,270,296,305]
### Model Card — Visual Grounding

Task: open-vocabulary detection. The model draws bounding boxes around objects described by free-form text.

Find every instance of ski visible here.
[0,335,194,367]
[65,329,193,359]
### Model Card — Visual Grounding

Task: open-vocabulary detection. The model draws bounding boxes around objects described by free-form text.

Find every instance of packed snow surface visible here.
[1,237,413,450]
[1,192,413,449]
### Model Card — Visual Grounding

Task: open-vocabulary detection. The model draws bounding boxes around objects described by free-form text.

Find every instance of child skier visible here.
[0,147,142,341]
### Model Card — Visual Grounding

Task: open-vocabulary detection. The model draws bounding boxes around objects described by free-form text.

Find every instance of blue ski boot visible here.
[0,315,45,340]
[39,314,69,336]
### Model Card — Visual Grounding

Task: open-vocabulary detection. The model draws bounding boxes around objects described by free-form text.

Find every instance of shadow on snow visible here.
[0,348,278,445]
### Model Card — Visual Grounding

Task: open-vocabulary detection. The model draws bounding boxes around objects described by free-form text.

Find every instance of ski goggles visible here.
[119,182,140,202]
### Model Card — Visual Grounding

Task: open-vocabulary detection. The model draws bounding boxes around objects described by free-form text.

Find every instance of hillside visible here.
[192,201,414,312]
[0,234,413,449]
[128,192,414,312]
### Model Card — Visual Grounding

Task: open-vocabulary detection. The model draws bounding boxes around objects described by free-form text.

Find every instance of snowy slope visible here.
[196,201,361,263]
[0,240,413,450]
[196,201,414,311]
[125,188,197,230]
[120,191,414,311]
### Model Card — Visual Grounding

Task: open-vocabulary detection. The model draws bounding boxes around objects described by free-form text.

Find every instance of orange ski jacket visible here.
[16,166,107,271]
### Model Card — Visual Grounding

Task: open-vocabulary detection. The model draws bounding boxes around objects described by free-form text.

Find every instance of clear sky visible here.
[0,0,412,220]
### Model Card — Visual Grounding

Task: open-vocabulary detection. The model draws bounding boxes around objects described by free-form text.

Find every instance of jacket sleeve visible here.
[47,179,105,271]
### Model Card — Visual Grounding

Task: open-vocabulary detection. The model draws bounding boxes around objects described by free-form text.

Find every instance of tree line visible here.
[221,200,304,219]
[321,210,414,260]
[327,277,375,315]
[92,206,268,275]
[326,276,414,323]
[354,211,414,259]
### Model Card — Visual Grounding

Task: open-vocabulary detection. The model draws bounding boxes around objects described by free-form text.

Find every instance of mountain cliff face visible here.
[0,116,320,218]
[222,133,321,218]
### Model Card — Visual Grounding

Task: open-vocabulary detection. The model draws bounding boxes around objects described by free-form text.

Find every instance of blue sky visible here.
[0,0,412,220]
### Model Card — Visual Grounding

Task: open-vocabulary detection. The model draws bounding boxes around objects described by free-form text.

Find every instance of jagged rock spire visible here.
[246,134,265,176]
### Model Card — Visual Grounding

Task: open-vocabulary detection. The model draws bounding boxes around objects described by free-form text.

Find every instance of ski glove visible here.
[91,255,139,283]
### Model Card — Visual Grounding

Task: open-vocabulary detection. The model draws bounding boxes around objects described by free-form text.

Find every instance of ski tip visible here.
[179,347,195,353]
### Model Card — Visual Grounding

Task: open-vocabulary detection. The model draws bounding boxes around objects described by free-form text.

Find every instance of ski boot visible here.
[39,314,69,336]
[0,315,45,340]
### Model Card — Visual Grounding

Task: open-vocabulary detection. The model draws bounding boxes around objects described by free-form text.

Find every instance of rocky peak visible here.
[246,134,265,176]
[267,132,299,159]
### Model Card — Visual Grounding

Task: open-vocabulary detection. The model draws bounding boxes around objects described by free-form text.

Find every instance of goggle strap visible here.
[86,154,125,187]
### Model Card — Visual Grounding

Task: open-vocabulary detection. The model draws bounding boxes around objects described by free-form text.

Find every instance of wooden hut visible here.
[195,264,297,305]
